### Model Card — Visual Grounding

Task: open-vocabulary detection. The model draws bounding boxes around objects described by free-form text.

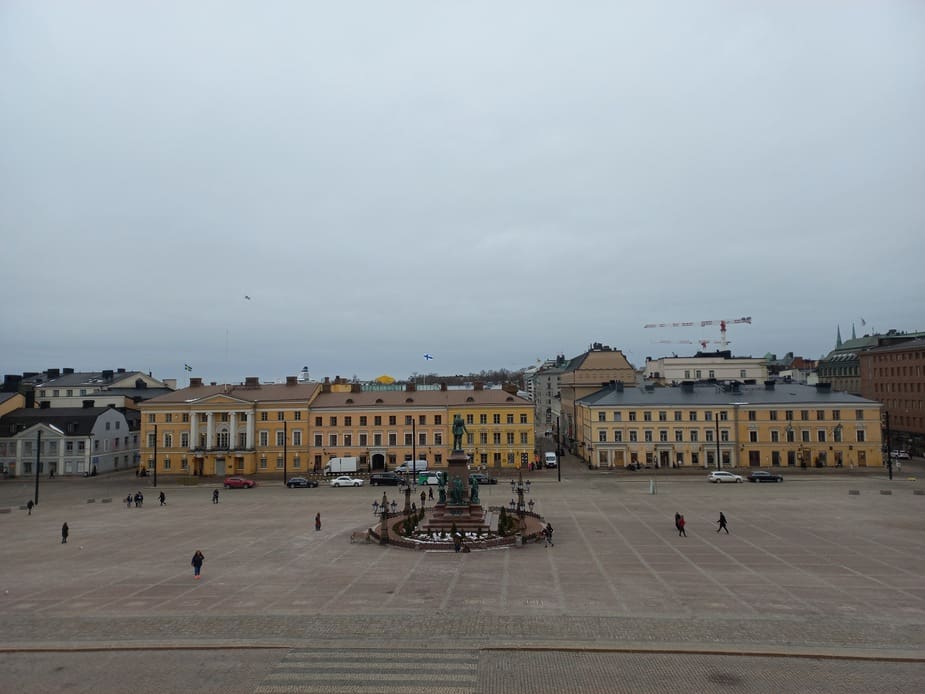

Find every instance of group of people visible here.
[675,511,729,536]
[125,491,144,508]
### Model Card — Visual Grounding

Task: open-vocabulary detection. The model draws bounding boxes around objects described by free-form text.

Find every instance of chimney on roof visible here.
[815,382,832,393]
[117,368,125,373]
[502,383,517,394]
[681,381,695,393]
[764,380,775,390]
[82,400,95,408]
[406,382,416,392]
[102,370,114,380]
[47,368,60,378]
[245,376,259,388]
[440,382,448,391]
[614,381,624,392]
[321,379,331,393]
[474,382,484,391]
[63,368,74,375]
[351,383,362,393]
[40,401,50,409]
[286,376,297,386]
[190,378,203,388]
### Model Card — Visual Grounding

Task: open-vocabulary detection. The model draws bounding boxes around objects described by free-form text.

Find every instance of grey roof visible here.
[0,407,120,437]
[579,382,879,408]
[37,370,147,388]
[863,337,925,354]
[104,387,174,401]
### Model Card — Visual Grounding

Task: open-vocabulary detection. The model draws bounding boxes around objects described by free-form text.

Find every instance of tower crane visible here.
[644,317,752,350]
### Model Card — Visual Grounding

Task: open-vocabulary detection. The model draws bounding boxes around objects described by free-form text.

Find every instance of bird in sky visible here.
[244,295,251,300]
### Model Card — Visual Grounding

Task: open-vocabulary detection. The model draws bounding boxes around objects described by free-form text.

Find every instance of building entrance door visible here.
[215,458,225,476]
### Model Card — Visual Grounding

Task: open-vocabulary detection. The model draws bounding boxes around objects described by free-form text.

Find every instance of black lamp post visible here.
[714,412,720,470]
[884,411,893,481]
[153,423,158,487]
[33,429,41,507]
[283,419,288,485]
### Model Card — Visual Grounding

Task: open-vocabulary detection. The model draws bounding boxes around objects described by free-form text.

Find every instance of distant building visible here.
[3,367,174,409]
[818,329,925,395]
[645,351,768,385]
[524,355,566,432]
[0,405,140,477]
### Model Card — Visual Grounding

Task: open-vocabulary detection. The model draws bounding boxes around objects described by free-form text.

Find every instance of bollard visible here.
[879,490,892,495]
[848,490,860,495]
[101,498,112,503]
[86,498,96,503]
[649,479,657,495]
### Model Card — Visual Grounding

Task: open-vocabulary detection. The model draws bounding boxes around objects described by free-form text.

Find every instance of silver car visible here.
[708,471,743,483]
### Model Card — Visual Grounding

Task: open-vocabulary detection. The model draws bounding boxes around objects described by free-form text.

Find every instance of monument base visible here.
[420,448,489,534]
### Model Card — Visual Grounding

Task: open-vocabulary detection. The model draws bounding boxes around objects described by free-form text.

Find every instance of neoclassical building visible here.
[138,376,534,477]
[576,380,883,470]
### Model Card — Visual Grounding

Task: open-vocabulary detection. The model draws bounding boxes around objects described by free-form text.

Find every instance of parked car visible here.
[369,472,404,486]
[223,476,256,489]
[469,473,497,485]
[891,450,910,460]
[286,477,319,488]
[330,475,364,487]
[748,470,784,483]
[707,471,743,484]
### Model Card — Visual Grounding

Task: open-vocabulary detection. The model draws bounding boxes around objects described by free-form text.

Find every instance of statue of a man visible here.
[470,476,479,505]
[451,414,468,451]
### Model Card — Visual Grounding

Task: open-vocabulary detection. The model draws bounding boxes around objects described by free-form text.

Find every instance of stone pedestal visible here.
[420,449,489,534]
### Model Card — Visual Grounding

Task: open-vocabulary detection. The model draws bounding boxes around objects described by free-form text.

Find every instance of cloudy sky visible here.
[2,1,923,384]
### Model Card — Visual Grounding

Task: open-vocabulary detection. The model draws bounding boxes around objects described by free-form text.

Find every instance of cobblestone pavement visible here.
[1,462,923,691]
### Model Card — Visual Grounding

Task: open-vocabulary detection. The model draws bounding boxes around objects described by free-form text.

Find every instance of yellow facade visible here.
[139,379,534,476]
[576,384,883,470]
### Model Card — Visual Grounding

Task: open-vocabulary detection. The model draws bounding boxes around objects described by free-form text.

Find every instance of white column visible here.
[229,412,238,450]
[246,412,254,449]
[191,414,199,449]
[206,412,214,450]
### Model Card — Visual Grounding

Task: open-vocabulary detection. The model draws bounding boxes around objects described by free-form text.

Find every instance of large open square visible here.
[1,461,923,693]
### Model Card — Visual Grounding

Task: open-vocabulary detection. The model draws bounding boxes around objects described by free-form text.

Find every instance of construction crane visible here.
[644,317,752,350]
[653,338,726,351]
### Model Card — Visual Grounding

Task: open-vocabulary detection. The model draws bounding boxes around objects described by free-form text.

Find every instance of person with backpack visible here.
[191,550,205,579]
[716,511,729,534]
[677,515,687,537]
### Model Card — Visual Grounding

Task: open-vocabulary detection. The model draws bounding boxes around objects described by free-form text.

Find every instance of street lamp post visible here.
[884,411,893,481]
[283,419,288,485]
[34,429,41,507]
[714,412,720,470]
[153,424,158,487]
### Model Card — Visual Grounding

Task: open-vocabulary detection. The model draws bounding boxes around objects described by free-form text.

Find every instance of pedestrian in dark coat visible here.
[212,489,219,504]
[191,550,204,579]
[674,512,681,533]
[544,523,555,547]
[26,500,34,515]
[420,490,426,508]
[159,491,166,506]
[677,515,687,537]
[61,522,69,544]
[125,494,133,509]
[428,487,434,501]
[315,513,321,531]
[716,512,729,534]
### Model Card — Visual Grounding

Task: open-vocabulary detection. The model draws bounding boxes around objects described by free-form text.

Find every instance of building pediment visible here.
[190,394,253,407]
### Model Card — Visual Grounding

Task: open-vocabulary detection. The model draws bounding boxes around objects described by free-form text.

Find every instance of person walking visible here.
[674,512,681,533]
[677,515,687,537]
[428,487,434,501]
[158,491,166,506]
[420,490,426,508]
[716,511,729,534]
[61,522,69,544]
[212,489,219,504]
[191,550,205,579]
[134,491,143,508]
[26,500,34,515]
[125,494,133,509]
[544,523,555,547]
[315,512,321,531]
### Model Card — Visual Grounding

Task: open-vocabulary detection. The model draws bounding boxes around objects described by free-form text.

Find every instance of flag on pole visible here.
[860,317,866,326]
[184,364,193,372]
[423,353,434,361]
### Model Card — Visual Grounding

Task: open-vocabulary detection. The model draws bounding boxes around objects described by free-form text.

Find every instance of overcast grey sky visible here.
[2,1,923,384]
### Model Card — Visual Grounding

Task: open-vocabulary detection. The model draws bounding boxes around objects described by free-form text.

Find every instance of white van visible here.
[544,452,558,468]
[395,460,428,474]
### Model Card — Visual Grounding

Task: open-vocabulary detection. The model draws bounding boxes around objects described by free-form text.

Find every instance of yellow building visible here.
[576,381,883,470]
[308,381,534,471]
[139,377,534,477]
[139,376,320,477]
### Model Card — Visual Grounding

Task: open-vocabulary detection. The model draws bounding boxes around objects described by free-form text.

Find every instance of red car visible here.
[223,476,256,489]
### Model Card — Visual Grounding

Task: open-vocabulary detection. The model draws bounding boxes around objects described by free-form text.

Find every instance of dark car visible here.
[223,476,256,489]
[286,477,318,488]
[469,473,497,485]
[369,472,405,486]
[748,470,783,483]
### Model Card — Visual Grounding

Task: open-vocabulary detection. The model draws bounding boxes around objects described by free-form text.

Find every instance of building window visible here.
[479,432,488,445]
[748,411,757,421]
[690,430,699,443]
[855,410,863,421]
[388,433,397,446]
[659,430,668,442]
[506,414,514,424]
[419,432,427,446]
[506,432,514,445]
[674,430,683,442]
[293,430,302,446]
[644,431,653,442]
[598,430,607,442]
[614,412,622,422]
[598,412,607,422]
[388,416,396,426]
[374,416,381,426]
[148,414,155,423]
[360,416,367,426]
[705,429,714,442]
[259,431,269,447]
[614,431,623,442]
[405,415,413,425]
[643,411,652,422]
[260,412,268,421]
[689,411,697,421]
[629,412,637,422]
[720,430,729,442]
[629,431,637,442]
[466,414,474,425]
[856,429,866,443]
[276,456,284,470]
[314,433,322,446]
[359,433,367,446]
[802,430,810,443]
[658,411,667,421]
[770,411,778,421]
[435,415,442,425]
[817,430,826,442]
[749,431,758,443]
[493,414,501,424]
[404,433,413,446]
[315,416,323,426]
[434,432,442,445]
[165,413,173,423]
[816,410,825,421]
[147,433,156,447]
[293,455,300,468]
[330,416,338,426]
[493,433,501,445]
[344,433,352,446]
[260,457,268,469]
[520,414,527,424]
[329,434,338,447]
[479,414,487,425]
[344,416,352,426]
[709,370,715,379]
[719,411,728,421]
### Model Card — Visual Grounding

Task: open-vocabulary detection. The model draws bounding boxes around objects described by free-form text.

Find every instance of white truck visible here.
[324,457,359,475]
[394,460,428,474]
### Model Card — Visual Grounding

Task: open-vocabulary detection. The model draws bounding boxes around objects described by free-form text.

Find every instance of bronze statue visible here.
[450,476,465,504]
[451,414,468,451]
[469,476,479,505]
